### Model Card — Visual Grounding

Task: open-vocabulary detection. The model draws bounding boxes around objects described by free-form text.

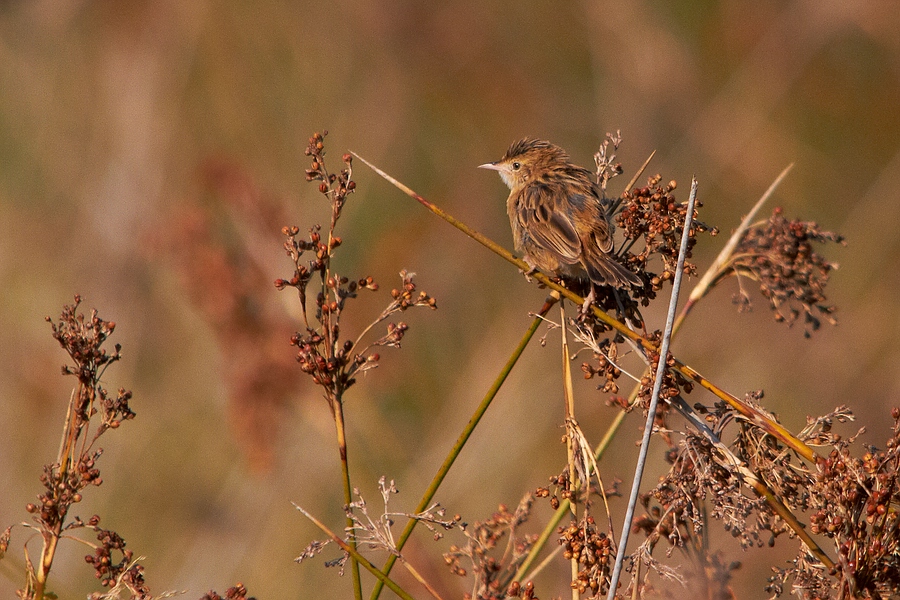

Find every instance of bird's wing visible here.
[517,185,582,264]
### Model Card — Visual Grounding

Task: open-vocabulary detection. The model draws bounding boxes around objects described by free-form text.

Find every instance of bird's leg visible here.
[520,256,540,283]
[579,285,597,320]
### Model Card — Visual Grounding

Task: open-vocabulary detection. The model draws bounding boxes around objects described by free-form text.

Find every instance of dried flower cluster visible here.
[593,130,625,192]
[767,408,900,598]
[276,132,436,407]
[629,396,900,598]
[0,297,148,600]
[84,517,150,599]
[728,207,844,336]
[573,169,716,332]
[199,584,256,600]
[615,175,717,301]
[443,496,537,600]
[559,515,615,596]
[581,337,624,395]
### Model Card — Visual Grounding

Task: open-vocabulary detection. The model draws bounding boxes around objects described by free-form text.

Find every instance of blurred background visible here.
[1,1,898,598]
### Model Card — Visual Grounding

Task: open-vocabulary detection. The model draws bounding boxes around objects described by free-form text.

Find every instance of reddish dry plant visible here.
[559,515,615,596]
[768,407,900,598]
[198,583,256,600]
[727,206,844,336]
[285,133,437,598]
[615,175,716,298]
[155,160,302,472]
[276,131,436,409]
[443,496,538,600]
[630,399,900,599]
[0,297,148,600]
[573,168,716,333]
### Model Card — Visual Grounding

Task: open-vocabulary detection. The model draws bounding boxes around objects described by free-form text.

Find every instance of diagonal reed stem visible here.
[369,297,558,600]
[352,152,821,466]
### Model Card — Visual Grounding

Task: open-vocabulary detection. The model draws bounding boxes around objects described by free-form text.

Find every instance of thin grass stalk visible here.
[369,298,558,600]
[295,504,418,600]
[35,383,88,599]
[606,177,698,599]
[558,299,580,600]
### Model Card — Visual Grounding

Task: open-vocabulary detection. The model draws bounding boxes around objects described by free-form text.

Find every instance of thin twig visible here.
[606,176,698,599]
[294,504,418,600]
[559,300,580,600]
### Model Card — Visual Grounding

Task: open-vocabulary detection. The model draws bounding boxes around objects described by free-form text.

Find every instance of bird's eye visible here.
[512,162,521,170]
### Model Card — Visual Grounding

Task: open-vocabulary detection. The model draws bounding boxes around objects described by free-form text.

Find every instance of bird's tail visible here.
[584,251,642,288]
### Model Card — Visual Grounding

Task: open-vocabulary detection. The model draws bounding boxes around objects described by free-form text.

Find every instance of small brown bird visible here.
[479,139,641,292]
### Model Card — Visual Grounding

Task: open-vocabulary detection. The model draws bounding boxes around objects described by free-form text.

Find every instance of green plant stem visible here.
[332,392,363,600]
[369,297,558,600]
[352,153,821,466]
[295,504,417,600]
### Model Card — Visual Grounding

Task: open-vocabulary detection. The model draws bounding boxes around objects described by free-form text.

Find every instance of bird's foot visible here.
[520,258,540,283]
[578,287,597,321]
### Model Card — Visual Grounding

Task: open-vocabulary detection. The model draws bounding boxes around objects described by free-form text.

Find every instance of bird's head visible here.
[478,138,569,190]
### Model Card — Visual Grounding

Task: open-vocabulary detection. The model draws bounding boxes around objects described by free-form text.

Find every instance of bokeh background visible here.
[1,1,899,598]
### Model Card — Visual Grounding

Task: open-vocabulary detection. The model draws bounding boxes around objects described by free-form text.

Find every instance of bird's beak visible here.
[478,162,502,171]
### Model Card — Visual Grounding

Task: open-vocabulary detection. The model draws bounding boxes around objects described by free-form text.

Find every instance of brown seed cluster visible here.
[0,298,151,598]
[575,173,716,332]
[83,517,150,598]
[773,408,900,598]
[505,580,539,598]
[47,296,133,429]
[558,515,614,596]
[279,133,436,409]
[730,207,844,336]
[581,338,623,394]
[615,175,716,303]
[304,131,356,217]
[443,498,537,600]
[535,471,574,512]
[199,584,256,600]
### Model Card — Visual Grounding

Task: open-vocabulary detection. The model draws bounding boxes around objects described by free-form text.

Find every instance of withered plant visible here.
[0,297,150,600]
[279,131,437,600]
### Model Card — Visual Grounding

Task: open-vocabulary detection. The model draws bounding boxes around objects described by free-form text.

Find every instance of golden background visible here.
[1,1,898,598]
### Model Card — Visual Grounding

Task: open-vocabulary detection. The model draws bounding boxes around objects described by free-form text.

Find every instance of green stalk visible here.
[369,297,557,599]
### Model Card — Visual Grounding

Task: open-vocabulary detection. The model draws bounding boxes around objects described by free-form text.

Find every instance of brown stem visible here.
[332,391,363,600]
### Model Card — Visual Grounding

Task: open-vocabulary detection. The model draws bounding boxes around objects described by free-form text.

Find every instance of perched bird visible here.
[479,139,641,292]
